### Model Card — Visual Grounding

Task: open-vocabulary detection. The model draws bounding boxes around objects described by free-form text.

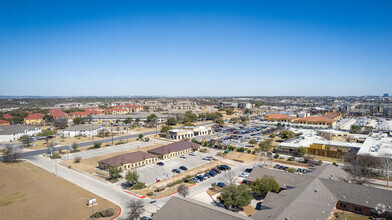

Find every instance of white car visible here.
[189,152,196,156]
[239,173,249,178]
[180,155,187,159]
[202,156,212,161]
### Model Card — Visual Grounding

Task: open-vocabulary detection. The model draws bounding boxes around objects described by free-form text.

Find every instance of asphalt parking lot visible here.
[136,152,213,184]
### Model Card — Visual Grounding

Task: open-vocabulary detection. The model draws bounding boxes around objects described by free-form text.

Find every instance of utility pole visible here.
[92,124,94,141]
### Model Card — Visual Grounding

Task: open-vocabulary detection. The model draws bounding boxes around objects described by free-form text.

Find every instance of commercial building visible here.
[147,141,200,159]
[264,114,298,122]
[0,125,41,142]
[247,165,392,219]
[265,112,342,127]
[59,124,103,137]
[166,126,213,140]
[98,151,158,170]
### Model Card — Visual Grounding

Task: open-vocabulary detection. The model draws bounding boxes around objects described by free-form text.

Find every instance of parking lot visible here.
[135,151,214,184]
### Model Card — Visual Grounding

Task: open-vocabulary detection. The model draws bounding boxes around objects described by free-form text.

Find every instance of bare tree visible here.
[177,184,189,198]
[379,153,392,187]
[2,144,20,163]
[344,153,379,184]
[53,117,68,129]
[219,170,237,184]
[20,135,33,147]
[127,199,144,220]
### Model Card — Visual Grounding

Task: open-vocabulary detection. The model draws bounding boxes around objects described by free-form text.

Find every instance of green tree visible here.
[229,118,238,124]
[251,175,280,197]
[269,133,276,138]
[124,117,133,124]
[249,139,258,146]
[296,146,307,157]
[259,139,273,153]
[185,111,198,122]
[166,117,178,125]
[20,135,33,147]
[350,125,362,134]
[226,108,234,115]
[73,117,85,125]
[109,167,122,180]
[280,130,295,139]
[244,108,253,114]
[71,142,79,152]
[93,142,102,149]
[160,125,173,133]
[184,122,195,126]
[39,129,54,137]
[125,170,139,185]
[215,118,224,126]
[138,134,144,139]
[147,114,157,122]
[240,116,247,123]
[220,184,252,209]
[43,114,54,122]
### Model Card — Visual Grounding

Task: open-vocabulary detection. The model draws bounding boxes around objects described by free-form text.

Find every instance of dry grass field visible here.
[0,162,119,220]
[225,151,261,162]
[61,143,165,174]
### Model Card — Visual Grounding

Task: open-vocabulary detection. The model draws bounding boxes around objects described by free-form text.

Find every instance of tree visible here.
[269,133,276,138]
[142,106,150,111]
[249,139,258,146]
[53,117,68,129]
[279,130,295,139]
[127,199,144,220]
[138,134,144,139]
[344,153,379,184]
[147,114,158,122]
[220,184,252,210]
[240,116,247,123]
[350,125,362,134]
[39,129,54,137]
[184,122,194,126]
[125,170,139,185]
[93,142,102,149]
[43,114,54,122]
[229,118,238,124]
[98,129,110,137]
[244,108,253,114]
[73,117,85,125]
[20,135,33,147]
[124,117,133,124]
[2,144,20,163]
[259,139,273,153]
[166,117,177,125]
[185,111,198,122]
[71,142,79,152]
[296,146,307,157]
[379,153,392,187]
[226,108,234,115]
[215,118,224,126]
[177,184,189,198]
[109,167,122,180]
[160,125,173,133]
[251,175,280,197]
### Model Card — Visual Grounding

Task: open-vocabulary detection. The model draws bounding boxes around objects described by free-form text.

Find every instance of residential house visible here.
[24,113,45,125]
[103,108,128,115]
[0,125,41,142]
[98,151,159,170]
[2,114,14,120]
[0,119,10,125]
[147,141,200,159]
[59,124,102,137]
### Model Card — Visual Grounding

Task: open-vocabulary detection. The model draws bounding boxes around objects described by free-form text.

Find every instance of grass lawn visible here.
[61,143,164,174]
[0,161,119,220]
[225,151,261,162]
[242,204,257,216]
[333,210,370,220]
[207,188,221,197]
[311,155,344,164]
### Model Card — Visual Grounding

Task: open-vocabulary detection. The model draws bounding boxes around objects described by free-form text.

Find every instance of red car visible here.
[212,168,221,174]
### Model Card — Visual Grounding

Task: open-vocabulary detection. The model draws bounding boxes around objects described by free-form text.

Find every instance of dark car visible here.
[157,162,164,166]
[221,165,231,170]
[296,168,302,172]
[279,166,285,170]
[179,166,188,171]
[212,168,221,174]
[209,170,217,176]
[204,173,211,178]
[274,164,280,169]
[217,182,227,187]
[218,165,227,171]
[196,175,204,181]
[283,166,289,170]
[245,168,253,173]
[172,169,181,173]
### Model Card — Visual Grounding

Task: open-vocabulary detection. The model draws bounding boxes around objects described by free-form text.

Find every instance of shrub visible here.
[247,149,251,154]
[93,142,102,149]
[115,141,124,145]
[144,137,150,142]
[100,208,114,217]
[147,192,154,196]
[167,179,183,187]
[138,134,144,139]
[317,160,323,165]
[49,152,61,159]
[274,154,279,159]
[90,212,101,218]
[287,157,295,161]
[200,148,208,153]
[131,182,146,190]
[74,156,81,163]
[211,182,217,188]
[332,162,338,167]
[154,186,166,192]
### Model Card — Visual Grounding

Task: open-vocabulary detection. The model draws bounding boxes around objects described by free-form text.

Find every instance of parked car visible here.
[172,169,181,173]
[204,173,211,178]
[196,175,205,181]
[273,164,280,169]
[279,166,285,170]
[180,155,187,159]
[283,167,289,171]
[189,152,196,156]
[190,177,200,183]
[245,168,253,173]
[212,168,221,174]
[220,165,231,170]
[157,162,164,166]
[296,168,303,173]
[239,173,249,178]
[179,166,188,171]
[217,182,227,187]
[203,156,212,161]
[209,170,217,176]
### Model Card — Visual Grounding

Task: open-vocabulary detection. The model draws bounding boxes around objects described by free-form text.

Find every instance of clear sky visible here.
[0,0,391,97]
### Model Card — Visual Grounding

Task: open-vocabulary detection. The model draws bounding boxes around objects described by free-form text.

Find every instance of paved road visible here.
[1,122,213,160]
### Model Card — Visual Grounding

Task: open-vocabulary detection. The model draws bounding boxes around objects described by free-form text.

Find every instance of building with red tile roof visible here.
[0,119,10,125]
[24,113,45,125]
[265,114,298,122]
[294,112,341,126]
[2,114,14,120]
[103,108,128,115]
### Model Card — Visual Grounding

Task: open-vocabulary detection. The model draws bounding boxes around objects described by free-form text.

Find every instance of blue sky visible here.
[0,0,391,96]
